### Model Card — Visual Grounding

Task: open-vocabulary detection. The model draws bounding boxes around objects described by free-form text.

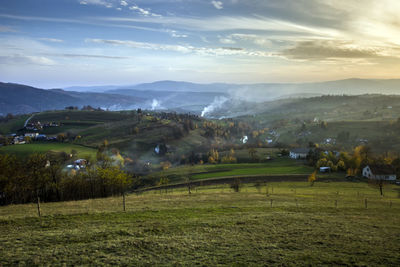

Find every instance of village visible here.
[2,120,60,145]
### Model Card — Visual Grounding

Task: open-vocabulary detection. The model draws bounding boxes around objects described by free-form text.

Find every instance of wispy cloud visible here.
[0,25,16,32]
[79,0,113,8]
[43,53,127,59]
[0,14,163,33]
[278,40,397,61]
[166,29,188,38]
[229,34,271,46]
[103,15,338,37]
[0,54,56,65]
[211,1,223,10]
[86,38,272,57]
[129,5,161,17]
[39,38,64,43]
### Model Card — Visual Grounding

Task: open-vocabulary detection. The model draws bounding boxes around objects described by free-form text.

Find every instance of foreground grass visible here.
[1,182,400,266]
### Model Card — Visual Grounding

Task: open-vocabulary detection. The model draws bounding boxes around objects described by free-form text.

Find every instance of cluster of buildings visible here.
[66,159,88,171]
[25,121,59,131]
[8,133,56,145]
[289,147,397,181]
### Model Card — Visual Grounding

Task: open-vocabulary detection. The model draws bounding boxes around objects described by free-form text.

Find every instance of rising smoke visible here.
[201,96,229,117]
[151,99,161,110]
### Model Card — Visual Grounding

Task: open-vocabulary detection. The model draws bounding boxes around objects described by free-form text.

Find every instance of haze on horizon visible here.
[1,0,400,88]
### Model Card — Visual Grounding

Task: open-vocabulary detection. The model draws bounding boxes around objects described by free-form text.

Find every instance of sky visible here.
[0,0,400,88]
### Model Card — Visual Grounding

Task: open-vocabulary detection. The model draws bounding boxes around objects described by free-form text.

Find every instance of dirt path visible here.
[24,114,35,127]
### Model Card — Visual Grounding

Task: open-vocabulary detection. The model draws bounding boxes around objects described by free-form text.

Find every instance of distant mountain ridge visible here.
[0,82,144,115]
[63,78,400,102]
[2,78,400,116]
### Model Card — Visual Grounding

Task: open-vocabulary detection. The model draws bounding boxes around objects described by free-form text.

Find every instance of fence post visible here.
[270,199,273,207]
[123,192,126,212]
[365,198,368,209]
[36,195,41,217]
[295,198,298,208]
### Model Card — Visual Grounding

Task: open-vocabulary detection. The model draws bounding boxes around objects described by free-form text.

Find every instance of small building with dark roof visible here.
[289,148,311,159]
[362,165,397,181]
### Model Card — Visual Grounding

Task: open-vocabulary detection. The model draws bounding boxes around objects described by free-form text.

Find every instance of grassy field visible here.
[1,181,399,265]
[0,142,97,158]
[0,114,30,135]
[152,158,314,182]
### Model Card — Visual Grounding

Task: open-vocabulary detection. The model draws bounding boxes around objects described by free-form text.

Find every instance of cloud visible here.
[39,38,64,43]
[166,29,188,38]
[120,1,128,6]
[79,0,112,8]
[0,14,163,33]
[86,38,271,57]
[0,54,55,65]
[129,5,161,17]
[44,53,127,59]
[279,40,387,61]
[211,1,223,10]
[0,25,16,32]
[229,34,272,46]
[103,15,338,37]
[219,37,236,44]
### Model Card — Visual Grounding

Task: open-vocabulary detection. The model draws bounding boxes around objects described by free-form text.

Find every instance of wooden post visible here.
[365,198,368,209]
[123,192,126,212]
[271,187,274,194]
[270,199,273,207]
[36,195,41,217]
[295,198,298,208]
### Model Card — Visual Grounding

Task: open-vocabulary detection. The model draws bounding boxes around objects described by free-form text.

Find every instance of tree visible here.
[221,148,237,163]
[248,147,258,162]
[26,154,50,216]
[57,133,66,142]
[308,171,317,186]
[208,149,219,164]
[160,161,172,170]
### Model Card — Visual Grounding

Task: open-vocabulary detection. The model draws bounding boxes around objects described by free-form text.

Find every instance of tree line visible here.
[0,152,132,206]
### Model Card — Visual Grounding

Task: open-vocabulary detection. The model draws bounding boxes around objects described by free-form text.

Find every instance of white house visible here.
[25,133,39,138]
[362,165,397,181]
[319,167,331,173]
[289,148,310,159]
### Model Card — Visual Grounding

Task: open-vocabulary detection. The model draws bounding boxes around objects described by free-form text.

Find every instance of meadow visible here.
[0,114,29,135]
[1,181,399,266]
[0,142,97,158]
[151,158,315,183]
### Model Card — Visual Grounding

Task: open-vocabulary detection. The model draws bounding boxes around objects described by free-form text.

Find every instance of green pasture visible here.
[0,115,30,135]
[152,158,314,182]
[0,181,399,265]
[0,142,97,158]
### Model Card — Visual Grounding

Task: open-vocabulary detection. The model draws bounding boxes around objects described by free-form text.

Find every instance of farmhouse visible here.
[289,148,310,159]
[362,165,397,181]
[25,133,39,138]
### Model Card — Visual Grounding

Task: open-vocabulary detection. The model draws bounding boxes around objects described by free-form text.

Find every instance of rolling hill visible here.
[0,82,143,115]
